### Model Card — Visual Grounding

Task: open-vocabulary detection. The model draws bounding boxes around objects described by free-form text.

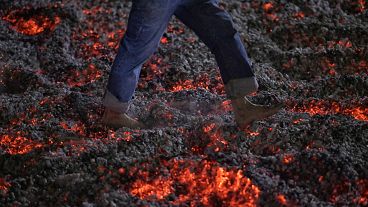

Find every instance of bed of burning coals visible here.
[0,0,367,206]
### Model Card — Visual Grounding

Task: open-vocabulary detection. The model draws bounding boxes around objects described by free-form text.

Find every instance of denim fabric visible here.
[104,0,256,113]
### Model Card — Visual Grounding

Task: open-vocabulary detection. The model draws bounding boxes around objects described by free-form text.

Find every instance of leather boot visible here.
[101,108,145,129]
[231,96,283,128]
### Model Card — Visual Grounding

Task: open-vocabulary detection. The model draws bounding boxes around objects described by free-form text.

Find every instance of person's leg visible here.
[174,0,282,127]
[102,0,175,128]
[175,0,257,96]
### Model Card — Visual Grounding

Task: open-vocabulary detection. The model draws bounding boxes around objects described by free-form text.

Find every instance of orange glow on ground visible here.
[0,134,43,155]
[160,37,169,44]
[169,74,225,94]
[130,159,260,206]
[291,100,368,121]
[293,11,305,19]
[220,100,233,112]
[60,121,87,137]
[357,0,366,12]
[262,2,274,12]
[331,179,368,205]
[0,178,11,194]
[355,179,368,205]
[244,129,260,137]
[276,194,288,205]
[201,122,228,152]
[2,9,61,36]
[66,64,102,87]
[282,154,294,164]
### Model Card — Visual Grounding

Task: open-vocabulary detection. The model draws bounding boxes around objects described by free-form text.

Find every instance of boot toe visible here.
[101,113,145,129]
[234,103,283,128]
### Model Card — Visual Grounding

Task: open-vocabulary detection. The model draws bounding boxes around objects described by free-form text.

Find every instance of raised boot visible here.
[231,96,283,127]
[101,108,145,129]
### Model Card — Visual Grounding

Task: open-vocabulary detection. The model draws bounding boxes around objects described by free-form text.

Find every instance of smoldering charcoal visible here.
[0,0,367,207]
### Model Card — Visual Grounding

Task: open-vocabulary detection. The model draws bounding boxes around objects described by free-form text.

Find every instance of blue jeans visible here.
[103,0,258,113]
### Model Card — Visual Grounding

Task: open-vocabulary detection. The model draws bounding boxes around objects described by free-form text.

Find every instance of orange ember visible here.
[291,100,368,121]
[202,122,228,152]
[220,100,233,112]
[0,178,11,194]
[244,129,260,137]
[73,5,124,60]
[130,159,260,206]
[262,2,274,12]
[331,179,368,205]
[318,176,324,182]
[292,118,305,124]
[327,39,353,49]
[2,9,61,36]
[169,74,224,94]
[160,37,169,44]
[60,121,86,137]
[266,13,279,21]
[357,0,366,12]
[131,177,174,200]
[276,194,288,205]
[66,64,102,87]
[121,131,133,142]
[344,106,368,121]
[170,79,197,92]
[293,11,305,19]
[0,134,43,155]
[355,179,368,205]
[282,154,294,164]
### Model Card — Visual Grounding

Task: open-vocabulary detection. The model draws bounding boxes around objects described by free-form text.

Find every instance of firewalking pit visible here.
[0,0,367,206]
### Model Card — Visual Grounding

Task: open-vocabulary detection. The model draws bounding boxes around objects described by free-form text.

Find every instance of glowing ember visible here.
[160,37,169,44]
[327,39,353,48]
[130,159,260,206]
[220,100,233,112]
[60,121,86,137]
[357,0,366,12]
[355,179,368,205]
[266,13,279,21]
[169,74,224,94]
[66,64,102,87]
[291,100,368,121]
[0,134,43,155]
[344,107,368,121]
[330,179,368,205]
[293,11,305,19]
[170,79,196,91]
[142,57,166,82]
[282,154,294,164]
[244,129,260,137]
[121,132,133,142]
[0,178,11,194]
[131,177,173,200]
[162,111,174,120]
[276,194,287,205]
[2,8,61,36]
[72,5,123,60]
[351,60,367,73]
[292,118,305,124]
[63,140,88,156]
[202,122,228,152]
[262,2,274,12]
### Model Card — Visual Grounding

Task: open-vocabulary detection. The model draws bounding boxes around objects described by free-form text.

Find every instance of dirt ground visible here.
[0,0,367,206]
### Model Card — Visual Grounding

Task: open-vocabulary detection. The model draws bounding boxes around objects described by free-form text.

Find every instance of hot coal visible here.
[0,0,367,206]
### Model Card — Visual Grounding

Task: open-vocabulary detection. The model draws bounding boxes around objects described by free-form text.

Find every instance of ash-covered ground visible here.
[0,0,367,206]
